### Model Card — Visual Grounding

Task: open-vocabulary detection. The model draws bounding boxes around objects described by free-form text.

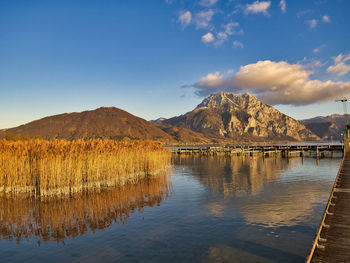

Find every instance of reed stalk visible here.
[0,139,170,196]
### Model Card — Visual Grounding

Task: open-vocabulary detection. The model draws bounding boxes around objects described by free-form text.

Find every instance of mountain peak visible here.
[196,92,259,110]
[1,107,172,141]
[96,106,120,112]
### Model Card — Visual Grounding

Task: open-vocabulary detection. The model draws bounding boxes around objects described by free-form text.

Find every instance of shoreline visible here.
[0,167,171,198]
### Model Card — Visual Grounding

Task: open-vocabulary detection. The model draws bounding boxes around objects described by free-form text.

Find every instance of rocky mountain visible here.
[300,114,348,140]
[0,107,173,141]
[163,92,319,142]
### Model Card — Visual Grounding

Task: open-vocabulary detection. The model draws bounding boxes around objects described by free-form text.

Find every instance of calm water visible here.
[0,156,341,263]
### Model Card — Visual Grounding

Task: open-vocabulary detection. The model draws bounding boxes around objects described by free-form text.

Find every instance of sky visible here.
[1,0,350,129]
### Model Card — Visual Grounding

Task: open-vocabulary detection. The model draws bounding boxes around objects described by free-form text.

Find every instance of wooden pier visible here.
[307,141,350,262]
[171,145,343,158]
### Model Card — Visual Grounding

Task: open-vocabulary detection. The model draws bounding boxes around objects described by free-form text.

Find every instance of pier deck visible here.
[307,146,350,262]
[171,145,343,158]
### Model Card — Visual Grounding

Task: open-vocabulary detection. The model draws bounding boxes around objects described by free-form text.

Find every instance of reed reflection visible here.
[0,172,171,245]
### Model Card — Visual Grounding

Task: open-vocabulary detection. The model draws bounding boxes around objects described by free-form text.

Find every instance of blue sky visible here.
[1,0,350,128]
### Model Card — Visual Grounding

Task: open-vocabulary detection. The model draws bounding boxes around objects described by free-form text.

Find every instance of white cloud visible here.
[334,53,350,65]
[298,57,326,69]
[322,15,331,23]
[307,19,318,28]
[327,53,350,77]
[280,0,286,13]
[223,22,240,35]
[233,40,244,48]
[198,22,242,47]
[245,1,271,15]
[194,9,214,29]
[226,69,234,75]
[178,11,192,28]
[196,72,225,87]
[312,44,325,53]
[202,32,229,47]
[201,32,215,43]
[217,32,228,40]
[199,0,219,7]
[305,59,325,69]
[186,60,350,105]
[204,32,234,47]
[296,9,312,19]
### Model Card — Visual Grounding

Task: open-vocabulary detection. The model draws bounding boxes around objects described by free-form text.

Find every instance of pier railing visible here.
[171,144,344,158]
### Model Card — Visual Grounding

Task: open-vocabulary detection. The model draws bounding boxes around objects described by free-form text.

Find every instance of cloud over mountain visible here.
[184,60,350,105]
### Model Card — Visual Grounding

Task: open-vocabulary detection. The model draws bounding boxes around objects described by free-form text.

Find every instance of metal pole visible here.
[336,98,349,139]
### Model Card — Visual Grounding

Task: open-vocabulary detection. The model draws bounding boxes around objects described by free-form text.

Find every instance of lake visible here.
[0,155,341,263]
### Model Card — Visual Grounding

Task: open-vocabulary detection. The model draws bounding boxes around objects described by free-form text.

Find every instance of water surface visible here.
[0,156,341,263]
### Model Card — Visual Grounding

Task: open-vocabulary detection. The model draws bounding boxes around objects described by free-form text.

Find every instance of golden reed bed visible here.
[0,139,170,196]
[0,173,171,244]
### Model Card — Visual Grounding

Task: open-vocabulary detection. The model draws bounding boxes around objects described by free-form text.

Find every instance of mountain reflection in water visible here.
[0,173,171,245]
[174,155,337,227]
[175,155,289,196]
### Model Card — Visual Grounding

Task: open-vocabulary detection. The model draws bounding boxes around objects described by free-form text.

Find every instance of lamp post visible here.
[336,98,350,139]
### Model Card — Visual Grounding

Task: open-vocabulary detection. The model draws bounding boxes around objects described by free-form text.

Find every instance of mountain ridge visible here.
[300,114,348,140]
[1,93,322,143]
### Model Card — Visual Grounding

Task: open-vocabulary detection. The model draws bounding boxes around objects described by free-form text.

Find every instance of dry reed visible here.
[0,138,170,196]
